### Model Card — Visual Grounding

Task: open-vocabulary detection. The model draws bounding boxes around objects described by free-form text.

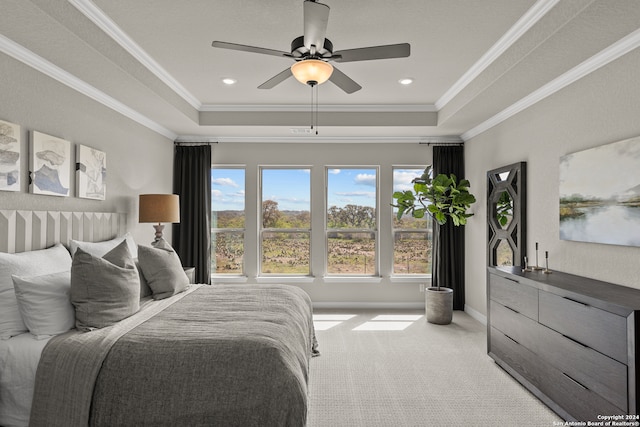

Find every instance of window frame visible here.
[324,166,380,277]
[211,165,246,277]
[259,166,312,277]
[391,166,432,278]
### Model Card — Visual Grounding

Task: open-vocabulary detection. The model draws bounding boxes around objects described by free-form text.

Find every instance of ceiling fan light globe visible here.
[291,59,333,86]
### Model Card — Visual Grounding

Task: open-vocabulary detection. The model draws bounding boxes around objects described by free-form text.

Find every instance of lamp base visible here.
[152,223,164,245]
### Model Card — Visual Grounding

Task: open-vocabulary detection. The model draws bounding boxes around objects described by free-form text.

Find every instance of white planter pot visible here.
[426,287,453,325]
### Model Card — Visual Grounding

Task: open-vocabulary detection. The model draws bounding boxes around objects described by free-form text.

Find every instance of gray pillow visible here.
[137,242,189,300]
[71,240,140,331]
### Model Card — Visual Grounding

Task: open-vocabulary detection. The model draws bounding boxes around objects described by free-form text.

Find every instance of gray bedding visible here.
[30,284,317,427]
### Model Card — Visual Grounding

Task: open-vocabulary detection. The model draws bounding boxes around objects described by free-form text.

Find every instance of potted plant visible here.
[392,165,476,324]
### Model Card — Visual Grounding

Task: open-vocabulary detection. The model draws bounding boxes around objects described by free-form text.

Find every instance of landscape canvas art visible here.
[0,119,20,191]
[76,144,106,200]
[559,136,640,247]
[29,131,71,197]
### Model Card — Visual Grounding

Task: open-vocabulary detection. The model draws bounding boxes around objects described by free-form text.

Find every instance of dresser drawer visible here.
[537,323,627,412]
[539,291,627,363]
[536,357,625,421]
[489,273,538,320]
[490,300,539,351]
[490,327,542,388]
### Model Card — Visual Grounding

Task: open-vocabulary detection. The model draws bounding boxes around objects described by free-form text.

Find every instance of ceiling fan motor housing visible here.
[291,35,333,59]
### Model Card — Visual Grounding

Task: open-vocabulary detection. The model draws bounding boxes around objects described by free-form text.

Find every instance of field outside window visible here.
[211,167,245,275]
[326,167,378,276]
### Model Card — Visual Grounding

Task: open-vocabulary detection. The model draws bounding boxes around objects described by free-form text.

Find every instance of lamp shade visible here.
[291,59,333,86]
[139,194,180,223]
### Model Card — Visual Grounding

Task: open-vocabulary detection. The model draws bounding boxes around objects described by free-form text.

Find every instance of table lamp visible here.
[139,194,180,245]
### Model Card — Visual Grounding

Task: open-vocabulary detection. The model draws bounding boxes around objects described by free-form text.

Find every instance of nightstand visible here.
[183,267,196,284]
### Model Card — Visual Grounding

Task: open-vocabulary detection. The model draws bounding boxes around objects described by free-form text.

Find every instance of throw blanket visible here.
[30,284,317,427]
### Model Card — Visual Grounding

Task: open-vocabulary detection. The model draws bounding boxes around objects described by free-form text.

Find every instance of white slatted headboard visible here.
[0,210,127,254]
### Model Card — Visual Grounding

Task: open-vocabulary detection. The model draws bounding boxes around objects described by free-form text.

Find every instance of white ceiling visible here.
[2,0,640,142]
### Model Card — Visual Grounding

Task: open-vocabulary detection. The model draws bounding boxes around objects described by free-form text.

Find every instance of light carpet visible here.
[307,309,563,427]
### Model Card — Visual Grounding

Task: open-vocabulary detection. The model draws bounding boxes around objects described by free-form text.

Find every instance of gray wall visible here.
[213,142,432,307]
[0,53,174,246]
[464,48,640,318]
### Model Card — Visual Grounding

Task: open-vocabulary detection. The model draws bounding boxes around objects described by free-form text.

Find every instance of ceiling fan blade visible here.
[258,68,293,89]
[303,1,330,51]
[328,66,361,94]
[212,41,292,58]
[333,43,410,63]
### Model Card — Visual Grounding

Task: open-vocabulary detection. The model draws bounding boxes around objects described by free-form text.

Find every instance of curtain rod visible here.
[174,141,218,146]
[419,142,464,146]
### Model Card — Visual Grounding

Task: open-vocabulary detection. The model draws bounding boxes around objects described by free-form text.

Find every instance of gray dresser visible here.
[487,266,640,421]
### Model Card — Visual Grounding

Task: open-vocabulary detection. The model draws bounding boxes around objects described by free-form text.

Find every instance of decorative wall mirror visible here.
[487,162,526,267]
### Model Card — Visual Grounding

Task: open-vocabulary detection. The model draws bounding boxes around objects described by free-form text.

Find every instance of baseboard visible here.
[464,304,487,325]
[312,302,425,310]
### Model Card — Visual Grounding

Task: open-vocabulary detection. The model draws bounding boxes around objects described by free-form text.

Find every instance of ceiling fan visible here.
[211,0,410,94]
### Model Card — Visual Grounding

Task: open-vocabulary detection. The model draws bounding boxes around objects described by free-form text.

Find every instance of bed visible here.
[0,210,318,427]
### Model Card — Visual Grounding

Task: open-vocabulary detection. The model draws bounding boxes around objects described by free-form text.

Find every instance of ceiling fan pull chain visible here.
[310,85,314,130]
[315,84,319,135]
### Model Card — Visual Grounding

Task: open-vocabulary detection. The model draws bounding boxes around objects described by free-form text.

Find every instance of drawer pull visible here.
[505,305,520,314]
[503,276,520,284]
[562,296,589,307]
[505,334,519,345]
[562,372,588,390]
[562,334,588,348]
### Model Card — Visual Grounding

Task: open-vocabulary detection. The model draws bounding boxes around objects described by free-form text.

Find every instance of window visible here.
[211,167,245,275]
[326,168,378,275]
[392,167,432,275]
[260,168,311,275]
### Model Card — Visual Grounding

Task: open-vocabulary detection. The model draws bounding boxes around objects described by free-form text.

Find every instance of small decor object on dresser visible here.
[29,131,71,197]
[0,119,21,192]
[560,136,640,247]
[76,144,106,200]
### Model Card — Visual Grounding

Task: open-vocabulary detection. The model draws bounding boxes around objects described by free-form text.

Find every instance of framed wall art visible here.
[559,136,640,247]
[29,131,71,197]
[76,144,106,200]
[0,119,21,192]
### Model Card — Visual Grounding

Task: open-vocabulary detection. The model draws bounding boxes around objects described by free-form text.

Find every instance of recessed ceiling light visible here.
[398,78,414,85]
[222,78,237,85]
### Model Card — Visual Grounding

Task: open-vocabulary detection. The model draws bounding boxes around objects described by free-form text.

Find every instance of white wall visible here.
[212,142,433,307]
[464,48,640,317]
[0,53,174,245]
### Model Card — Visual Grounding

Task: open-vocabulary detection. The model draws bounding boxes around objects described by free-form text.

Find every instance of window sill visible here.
[389,276,432,284]
[322,276,383,284]
[211,275,248,284]
[256,276,316,284]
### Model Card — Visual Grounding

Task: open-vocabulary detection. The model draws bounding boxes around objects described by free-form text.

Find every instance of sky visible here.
[211,167,425,212]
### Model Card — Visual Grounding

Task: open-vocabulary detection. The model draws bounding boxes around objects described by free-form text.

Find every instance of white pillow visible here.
[12,271,75,339]
[69,232,137,258]
[0,244,72,339]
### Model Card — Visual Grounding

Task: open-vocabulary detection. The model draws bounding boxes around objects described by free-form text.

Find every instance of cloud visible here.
[328,169,341,174]
[212,177,238,187]
[335,191,375,198]
[354,173,376,187]
[211,189,223,199]
[393,169,421,192]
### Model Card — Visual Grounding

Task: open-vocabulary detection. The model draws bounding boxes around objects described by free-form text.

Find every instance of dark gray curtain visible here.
[432,145,465,310]
[173,144,211,284]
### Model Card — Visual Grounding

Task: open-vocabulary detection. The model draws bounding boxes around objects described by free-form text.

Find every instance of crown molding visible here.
[69,0,202,110]
[462,27,640,141]
[435,0,559,110]
[176,135,461,144]
[200,104,437,113]
[0,34,177,140]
